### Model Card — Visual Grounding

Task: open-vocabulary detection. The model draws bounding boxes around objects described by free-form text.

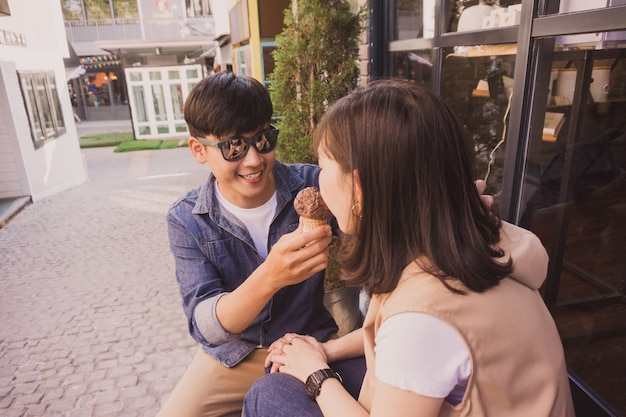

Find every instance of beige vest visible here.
[358,264,575,416]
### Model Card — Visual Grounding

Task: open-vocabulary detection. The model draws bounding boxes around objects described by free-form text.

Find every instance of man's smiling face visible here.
[190,126,277,209]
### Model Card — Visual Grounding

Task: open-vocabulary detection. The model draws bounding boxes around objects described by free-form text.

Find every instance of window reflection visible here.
[441,46,516,201]
[521,49,626,415]
[390,50,433,87]
[393,0,435,40]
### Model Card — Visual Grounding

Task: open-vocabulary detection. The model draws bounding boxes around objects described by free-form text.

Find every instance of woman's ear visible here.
[189,137,208,164]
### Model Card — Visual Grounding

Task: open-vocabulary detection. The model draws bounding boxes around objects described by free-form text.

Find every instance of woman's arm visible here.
[368,381,444,417]
[324,328,364,362]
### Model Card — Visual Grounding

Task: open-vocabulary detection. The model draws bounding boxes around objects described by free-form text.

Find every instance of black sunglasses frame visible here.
[196,126,279,161]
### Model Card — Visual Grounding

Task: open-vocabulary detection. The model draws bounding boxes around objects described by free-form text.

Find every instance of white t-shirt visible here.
[375,312,472,405]
[215,186,277,259]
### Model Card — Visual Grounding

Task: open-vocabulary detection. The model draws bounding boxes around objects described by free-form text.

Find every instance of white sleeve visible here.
[374,312,472,399]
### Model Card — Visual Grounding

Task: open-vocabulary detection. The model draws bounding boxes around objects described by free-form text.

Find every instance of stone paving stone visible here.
[0,147,204,416]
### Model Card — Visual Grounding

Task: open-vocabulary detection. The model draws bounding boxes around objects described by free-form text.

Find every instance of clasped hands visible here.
[265,333,329,383]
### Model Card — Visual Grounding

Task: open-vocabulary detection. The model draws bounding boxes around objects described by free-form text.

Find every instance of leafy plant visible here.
[270,0,364,164]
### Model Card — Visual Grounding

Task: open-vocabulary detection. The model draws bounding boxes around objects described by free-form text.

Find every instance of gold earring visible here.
[351,203,362,219]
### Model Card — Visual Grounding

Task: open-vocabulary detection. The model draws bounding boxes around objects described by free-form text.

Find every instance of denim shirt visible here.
[166,161,338,367]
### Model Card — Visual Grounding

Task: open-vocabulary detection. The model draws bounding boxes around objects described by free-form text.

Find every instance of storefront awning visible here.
[66,65,86,82]
[96,38,216,56]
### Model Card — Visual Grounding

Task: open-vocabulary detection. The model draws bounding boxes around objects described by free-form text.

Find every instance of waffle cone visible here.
[302,217,327,232]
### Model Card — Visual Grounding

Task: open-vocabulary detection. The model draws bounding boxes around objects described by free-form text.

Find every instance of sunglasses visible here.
[196,126,279,162]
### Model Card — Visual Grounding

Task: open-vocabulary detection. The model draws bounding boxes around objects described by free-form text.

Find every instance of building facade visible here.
[0,0,86,203]
[63,0,217,139]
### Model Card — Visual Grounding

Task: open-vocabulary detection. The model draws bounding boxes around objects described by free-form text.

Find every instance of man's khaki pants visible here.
[156,348,267,417]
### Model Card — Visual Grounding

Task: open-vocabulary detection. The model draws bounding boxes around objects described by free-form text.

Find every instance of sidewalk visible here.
[0,144,208,416]
[0,120,135,228]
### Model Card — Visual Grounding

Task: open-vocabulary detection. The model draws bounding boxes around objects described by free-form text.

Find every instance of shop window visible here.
[113,0,138,19]
[83,0,112,20]
[18,71,66,149]
[520,46,626,415]
[82,70,126,107]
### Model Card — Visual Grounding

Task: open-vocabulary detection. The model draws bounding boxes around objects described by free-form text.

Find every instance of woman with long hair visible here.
[243,79,574,417]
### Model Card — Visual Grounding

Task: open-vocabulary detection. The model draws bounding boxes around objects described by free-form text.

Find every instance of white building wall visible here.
[0,0,86,202]
[0,62,30,199]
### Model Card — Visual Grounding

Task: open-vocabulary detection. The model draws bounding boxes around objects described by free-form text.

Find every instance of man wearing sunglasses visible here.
[158,73,360,417]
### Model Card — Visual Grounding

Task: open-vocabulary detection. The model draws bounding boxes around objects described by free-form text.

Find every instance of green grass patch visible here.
[80,132,187,152]
[79,132,134,148]
[114,139,187,153]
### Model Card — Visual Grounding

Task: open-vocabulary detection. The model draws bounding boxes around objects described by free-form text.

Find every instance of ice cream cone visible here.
[302,217,327,232]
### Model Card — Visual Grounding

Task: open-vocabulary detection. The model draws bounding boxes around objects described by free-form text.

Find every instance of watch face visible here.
[305,374,318,398]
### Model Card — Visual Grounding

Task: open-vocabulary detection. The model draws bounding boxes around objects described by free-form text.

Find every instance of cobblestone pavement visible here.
[0,145,209,417]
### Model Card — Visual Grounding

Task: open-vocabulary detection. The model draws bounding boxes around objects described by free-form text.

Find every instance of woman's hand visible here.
[475,179,494,208]
[266,334,329,382]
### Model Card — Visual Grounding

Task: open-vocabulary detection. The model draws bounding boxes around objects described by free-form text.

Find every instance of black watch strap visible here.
[305,368,342,400]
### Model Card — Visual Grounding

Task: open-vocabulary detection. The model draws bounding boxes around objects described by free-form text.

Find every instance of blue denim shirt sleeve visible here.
[166,161,338,367]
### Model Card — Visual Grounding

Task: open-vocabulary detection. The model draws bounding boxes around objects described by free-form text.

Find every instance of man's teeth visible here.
[241,172,261,180]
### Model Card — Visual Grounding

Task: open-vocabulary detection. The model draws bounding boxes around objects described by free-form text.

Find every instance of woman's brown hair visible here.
[314,79,512,295]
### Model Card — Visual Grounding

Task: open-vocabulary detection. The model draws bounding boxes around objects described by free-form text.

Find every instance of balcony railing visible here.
[65,16,215,43]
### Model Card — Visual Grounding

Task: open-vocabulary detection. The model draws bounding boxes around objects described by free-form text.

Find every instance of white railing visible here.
[65,16,215,42]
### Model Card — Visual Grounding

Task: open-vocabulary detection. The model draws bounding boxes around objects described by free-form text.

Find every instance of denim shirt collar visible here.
[191,160,306,254]
[192,161,303,218]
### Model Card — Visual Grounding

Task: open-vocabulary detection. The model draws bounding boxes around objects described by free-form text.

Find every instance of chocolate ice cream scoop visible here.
[294,187,331,231]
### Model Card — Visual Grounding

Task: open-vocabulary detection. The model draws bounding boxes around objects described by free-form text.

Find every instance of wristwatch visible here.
[305,368,343,400]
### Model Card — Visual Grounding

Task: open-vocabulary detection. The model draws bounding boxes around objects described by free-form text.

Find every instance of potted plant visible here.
[323,236,363,336]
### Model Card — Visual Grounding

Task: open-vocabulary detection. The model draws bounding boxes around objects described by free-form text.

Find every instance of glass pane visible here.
[394,0,435,40]
[132,86,148,122]
[109,71,126,105]
[61,0,84,20]
[520,44,626,415]
[175,124,188,133]
[47,72,65,131]
[20,74,44,143]
[390,50,433,87]
[149,71,162,81]
[139,126,151,135]
[113,0,138,19]
[441,45,516,202]
[151,85,167,122]
[168,70,180,80]
[157,125,170,134]
[186,68,199,78]
[129,72,142,82]
[445,0,522,33]
[558,0,623,15]
[34,73,54,137]
[84,0,112,20]
[557,31,626,51]
[170,84,184,120]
